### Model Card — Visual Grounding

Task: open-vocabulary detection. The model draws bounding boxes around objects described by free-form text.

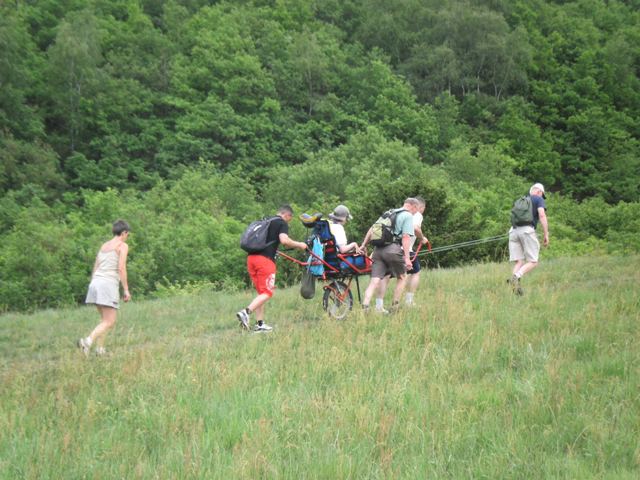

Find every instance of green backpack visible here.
[511,195,534,227]
[370,209,406,247]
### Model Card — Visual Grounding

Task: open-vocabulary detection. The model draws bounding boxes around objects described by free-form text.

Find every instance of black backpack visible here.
[240,216,278,253]
[510,195,534,227]
[370,209,406,247]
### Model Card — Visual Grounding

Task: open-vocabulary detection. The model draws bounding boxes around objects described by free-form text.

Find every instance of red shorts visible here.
[247,255,277,297]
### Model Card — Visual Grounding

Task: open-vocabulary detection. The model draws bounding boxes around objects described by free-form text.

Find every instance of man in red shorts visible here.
[236,205,308,332]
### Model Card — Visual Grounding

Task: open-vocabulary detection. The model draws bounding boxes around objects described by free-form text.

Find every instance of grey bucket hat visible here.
[328,204,352,222]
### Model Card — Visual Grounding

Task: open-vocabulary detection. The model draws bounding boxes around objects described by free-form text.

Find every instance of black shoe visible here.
[388,302,401,314]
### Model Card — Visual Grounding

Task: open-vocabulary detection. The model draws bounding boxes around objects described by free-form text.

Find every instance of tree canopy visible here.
[1,0,639,311]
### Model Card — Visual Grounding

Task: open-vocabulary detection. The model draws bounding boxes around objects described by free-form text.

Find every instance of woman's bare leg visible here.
[88,306,117,347]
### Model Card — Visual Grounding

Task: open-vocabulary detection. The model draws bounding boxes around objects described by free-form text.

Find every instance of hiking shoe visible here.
[77,337,91,356]
[253,323,273,332]
[388,303,401,314]
[514,284,524,296]
[508,275,524,296]
[236,309,250,330]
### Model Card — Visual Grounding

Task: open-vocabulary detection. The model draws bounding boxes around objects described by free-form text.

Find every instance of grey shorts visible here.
[371,243,407,279]
[509,226,540,263]
[85,277,120,309]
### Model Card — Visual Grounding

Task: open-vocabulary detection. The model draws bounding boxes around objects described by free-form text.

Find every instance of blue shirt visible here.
[393,209,415,237]
[531,195,546,228]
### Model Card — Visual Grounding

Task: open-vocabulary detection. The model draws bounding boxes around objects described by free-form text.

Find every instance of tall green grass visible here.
[1,256,638,479]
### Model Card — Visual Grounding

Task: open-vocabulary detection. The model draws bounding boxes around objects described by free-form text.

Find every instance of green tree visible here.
[0,133,65,195]
[290,28,331,116]
[495,97,561,183]
[46,9,103,155]
[0,10,44,139]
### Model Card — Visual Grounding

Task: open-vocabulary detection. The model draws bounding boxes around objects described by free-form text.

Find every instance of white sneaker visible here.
[95,346,107,356]
[253,323,273,332]
[77,337,91,356]
[375,307,389,314]
[236,309,250,330]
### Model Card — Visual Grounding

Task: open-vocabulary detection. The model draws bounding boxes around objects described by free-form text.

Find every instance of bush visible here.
[0,167,263,311]
[1,162,639,312]
[0,201,89,311]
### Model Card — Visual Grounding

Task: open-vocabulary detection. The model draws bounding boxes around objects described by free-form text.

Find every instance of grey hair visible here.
[404,197,421,207]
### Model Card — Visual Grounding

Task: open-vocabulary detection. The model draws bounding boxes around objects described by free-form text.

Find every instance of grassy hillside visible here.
[1,256,638,478]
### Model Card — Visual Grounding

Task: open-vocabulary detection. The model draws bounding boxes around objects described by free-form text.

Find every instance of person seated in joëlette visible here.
[327,205,363,255]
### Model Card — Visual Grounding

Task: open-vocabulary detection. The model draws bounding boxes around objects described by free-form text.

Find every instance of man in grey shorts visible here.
[360,198,420,311]
[508,183,549,295]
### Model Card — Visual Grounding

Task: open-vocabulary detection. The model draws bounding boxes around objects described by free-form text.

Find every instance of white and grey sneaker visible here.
[77,337,91,356]
[236,309,250,330]
[253,323,273,332]
[95,346,107,356]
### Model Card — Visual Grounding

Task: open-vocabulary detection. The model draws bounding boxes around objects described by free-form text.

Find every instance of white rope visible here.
[418,234,508,255]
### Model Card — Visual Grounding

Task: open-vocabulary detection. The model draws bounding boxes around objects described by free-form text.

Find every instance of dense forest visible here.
[1,0,639,312]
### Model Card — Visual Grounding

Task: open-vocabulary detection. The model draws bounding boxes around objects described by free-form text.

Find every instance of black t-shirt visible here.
[252,216,288,261]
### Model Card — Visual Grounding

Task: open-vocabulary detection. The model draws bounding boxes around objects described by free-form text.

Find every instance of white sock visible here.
[515,271,523,279]
[375,298,384,310]
[405,293,414,305]
[85,336,93,346]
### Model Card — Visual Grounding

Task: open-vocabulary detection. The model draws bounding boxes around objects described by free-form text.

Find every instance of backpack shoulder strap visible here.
[390,208,407,220]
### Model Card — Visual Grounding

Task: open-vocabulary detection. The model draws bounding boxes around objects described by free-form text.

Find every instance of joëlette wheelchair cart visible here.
[277,214,372,319]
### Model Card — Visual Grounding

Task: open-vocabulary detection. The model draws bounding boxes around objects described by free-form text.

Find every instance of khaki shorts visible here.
[509,226,540,263]
[371,243,406,279]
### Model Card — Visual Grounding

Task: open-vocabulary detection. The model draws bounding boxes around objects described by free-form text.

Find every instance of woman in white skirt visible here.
[77,220,131,356]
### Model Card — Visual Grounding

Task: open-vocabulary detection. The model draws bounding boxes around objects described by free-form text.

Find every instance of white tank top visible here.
[93,250,120,282]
